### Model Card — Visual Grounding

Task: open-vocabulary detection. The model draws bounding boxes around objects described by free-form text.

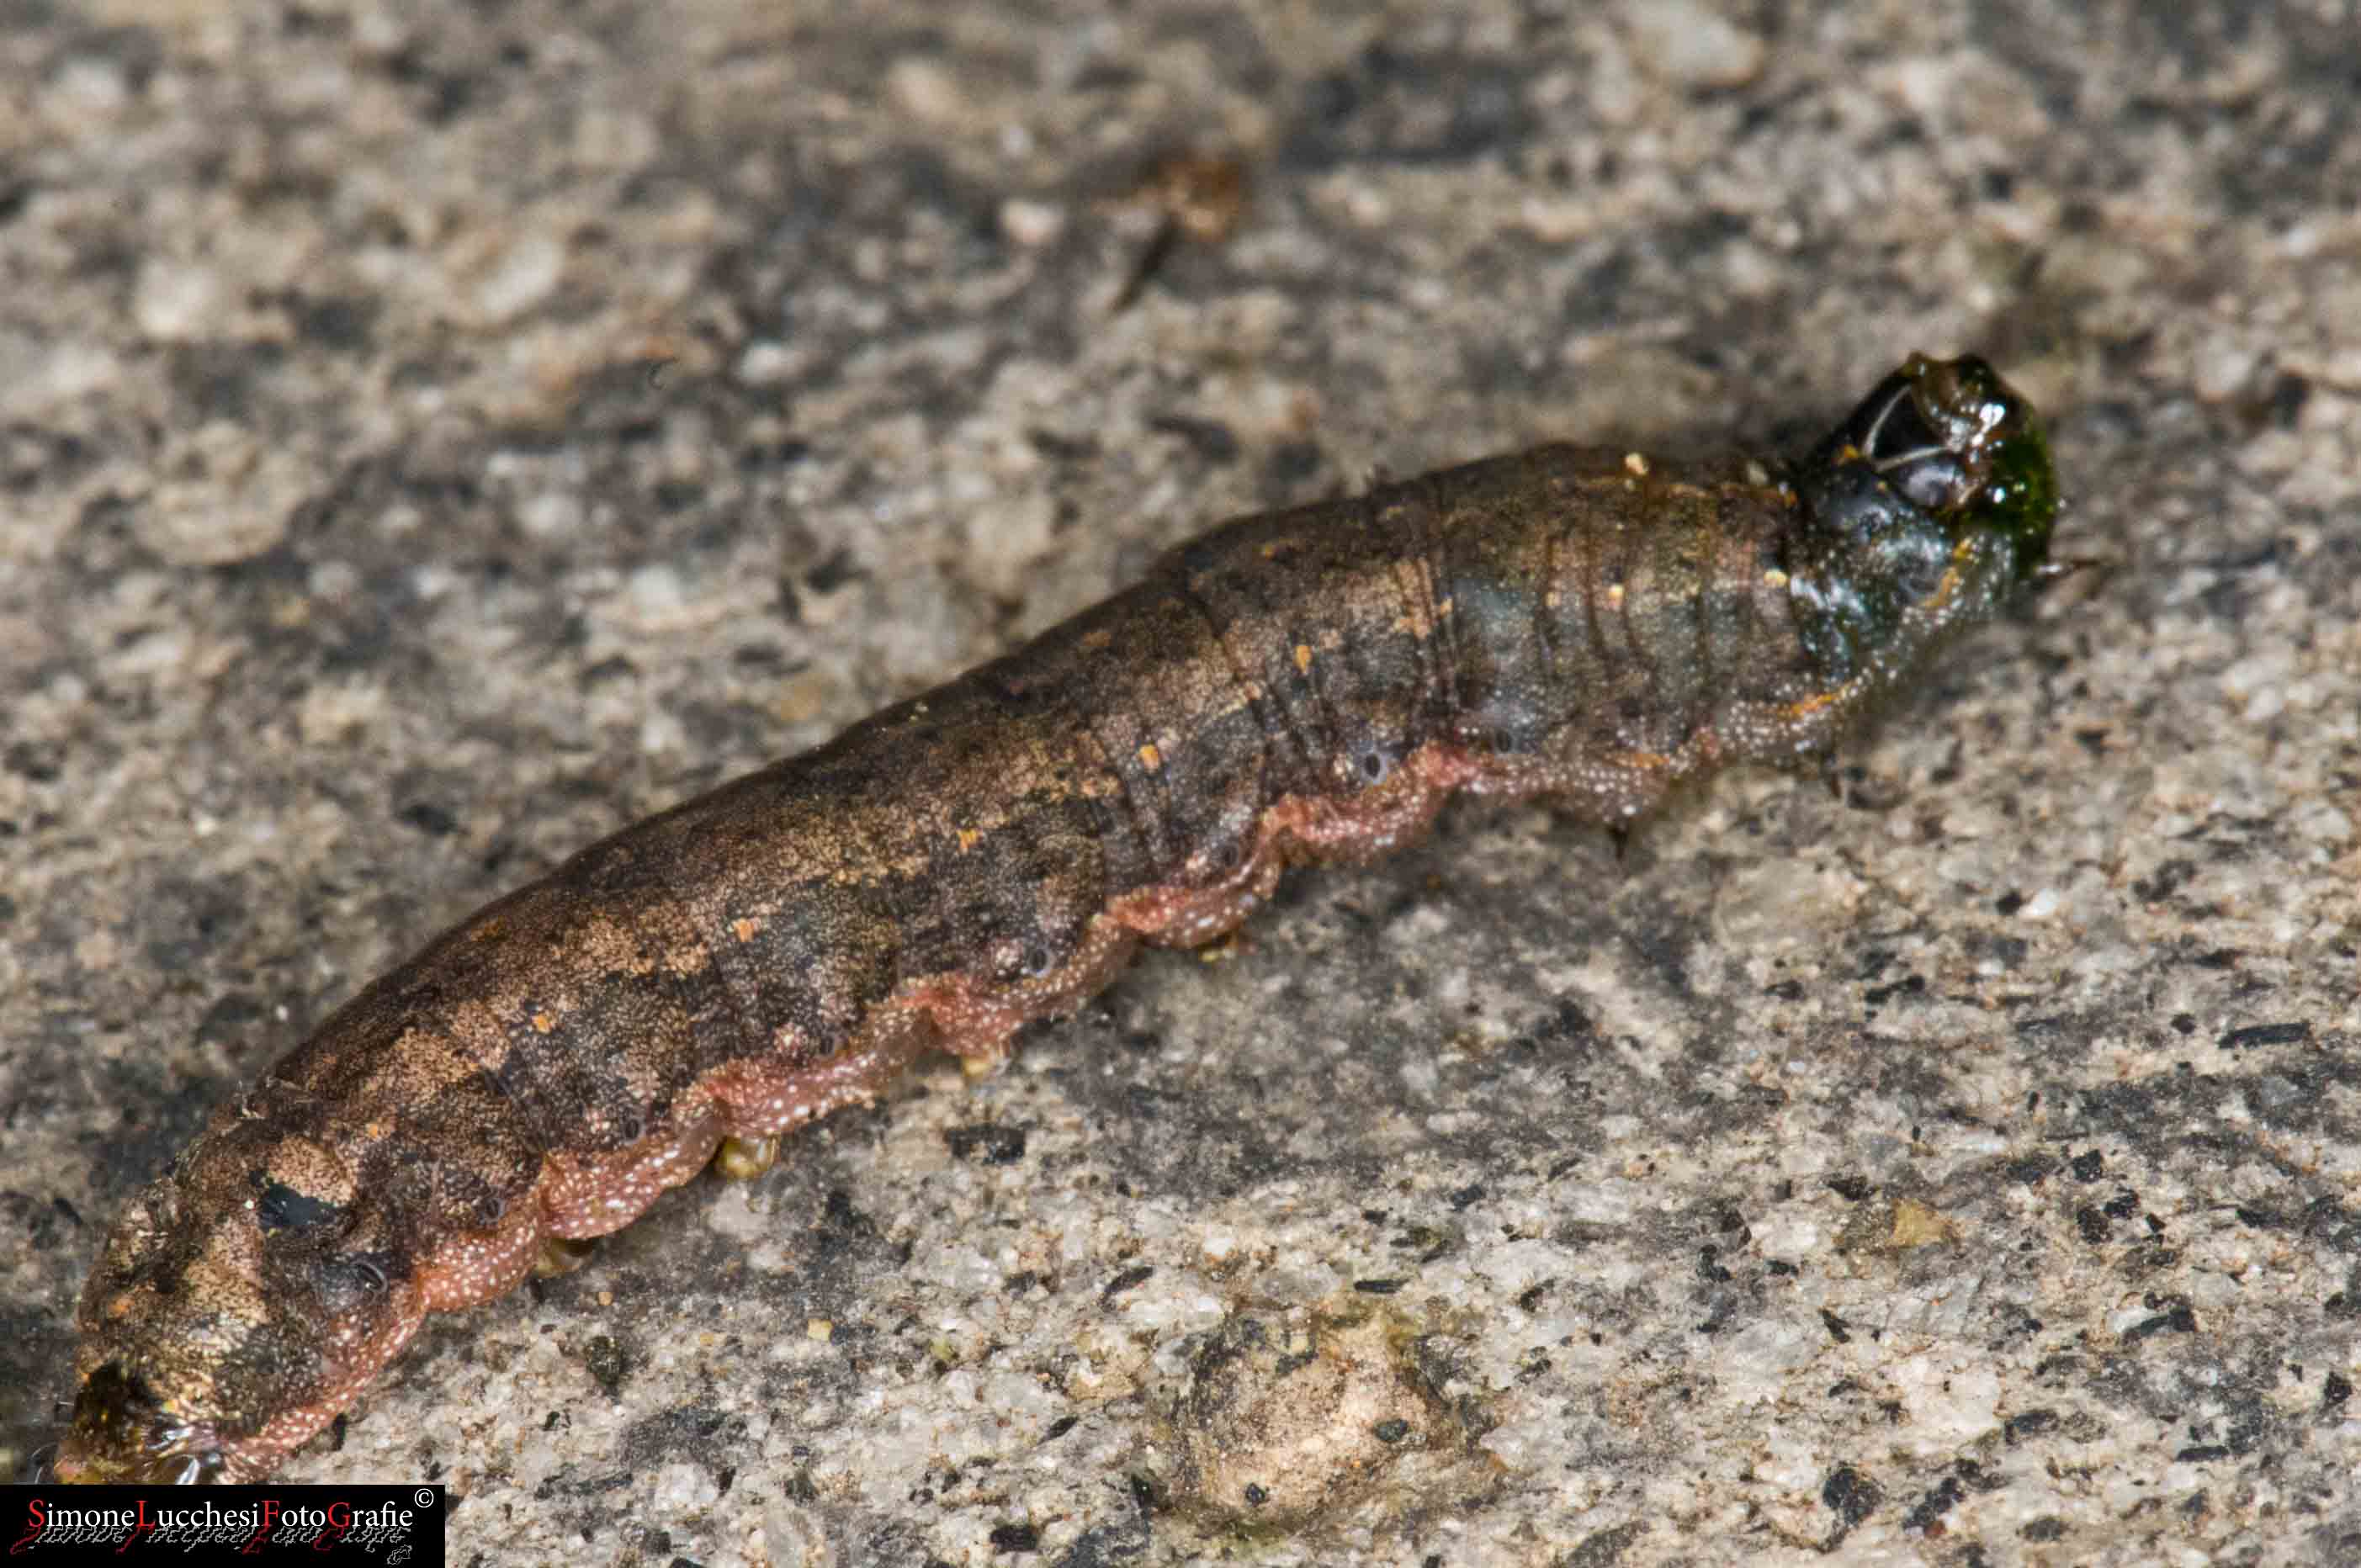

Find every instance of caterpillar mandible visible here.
[54,353,2060,1484]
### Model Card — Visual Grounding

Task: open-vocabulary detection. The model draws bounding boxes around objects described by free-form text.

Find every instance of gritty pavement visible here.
[3,3,2357,1564]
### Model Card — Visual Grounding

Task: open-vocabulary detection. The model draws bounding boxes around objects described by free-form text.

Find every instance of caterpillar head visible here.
[1787,353,2061,683]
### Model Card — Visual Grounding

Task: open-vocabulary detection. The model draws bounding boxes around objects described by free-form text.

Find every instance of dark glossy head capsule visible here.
[1812,353,2057,575]
[1786,354,2061,685]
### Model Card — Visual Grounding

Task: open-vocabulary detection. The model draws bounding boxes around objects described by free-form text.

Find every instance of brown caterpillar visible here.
[54,354,2060,1484]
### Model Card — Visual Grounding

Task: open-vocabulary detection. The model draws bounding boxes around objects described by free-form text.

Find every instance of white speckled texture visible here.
[3,2,2357,1564]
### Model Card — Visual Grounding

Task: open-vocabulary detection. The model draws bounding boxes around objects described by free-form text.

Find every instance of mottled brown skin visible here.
[56,355,2060,1483]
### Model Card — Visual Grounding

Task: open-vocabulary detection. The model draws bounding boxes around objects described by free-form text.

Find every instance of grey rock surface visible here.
[3,2,2357,1564]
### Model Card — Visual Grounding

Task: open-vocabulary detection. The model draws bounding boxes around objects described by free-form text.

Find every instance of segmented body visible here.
[58,356,2059,1483]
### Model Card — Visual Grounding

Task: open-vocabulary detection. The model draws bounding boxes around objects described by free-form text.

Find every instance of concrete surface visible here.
[3,2,2357,1564]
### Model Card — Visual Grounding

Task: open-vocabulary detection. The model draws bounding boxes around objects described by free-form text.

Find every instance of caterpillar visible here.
[53,353,2059,1484]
